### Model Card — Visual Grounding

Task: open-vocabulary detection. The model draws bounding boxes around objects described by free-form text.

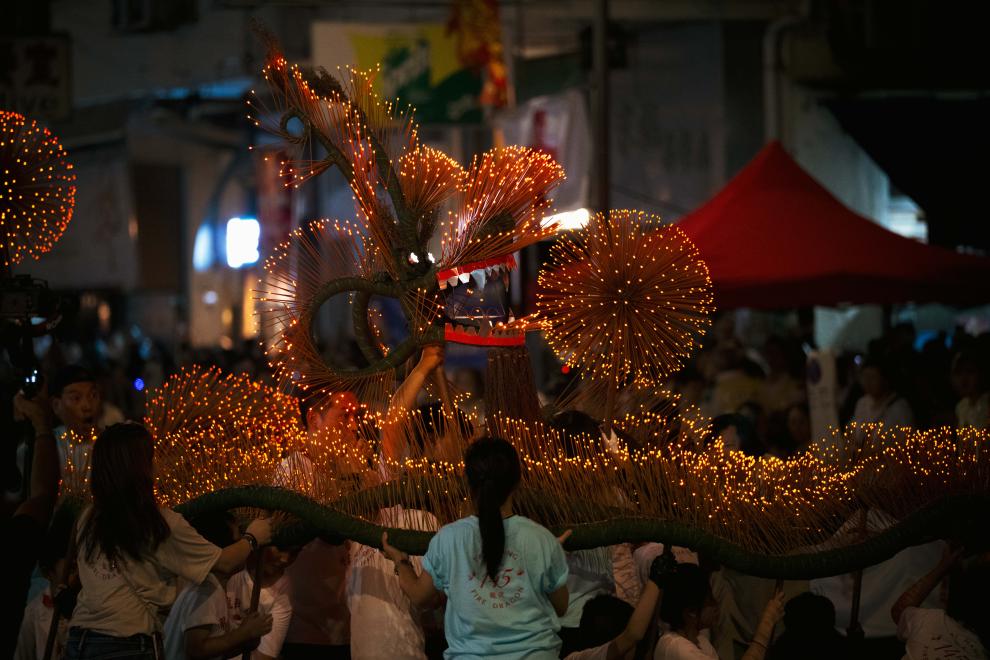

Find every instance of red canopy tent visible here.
[678,141,990,309]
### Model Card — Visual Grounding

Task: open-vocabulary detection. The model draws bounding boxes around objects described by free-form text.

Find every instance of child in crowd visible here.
[15,365,125,486]
[50,365,124,472]
[383,436,571,659]
[891,547,989,659]
[226,544,298,660]
[564,553,675,660]
[163,512,273,660]
[654,563,784,660]
[15,513,74,660]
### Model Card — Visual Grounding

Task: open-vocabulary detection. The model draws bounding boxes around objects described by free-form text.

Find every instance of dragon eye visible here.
[427,252,436,263]
[407,253,420,264]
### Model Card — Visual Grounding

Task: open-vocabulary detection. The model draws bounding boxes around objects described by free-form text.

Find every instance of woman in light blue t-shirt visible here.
[383,436,571,659]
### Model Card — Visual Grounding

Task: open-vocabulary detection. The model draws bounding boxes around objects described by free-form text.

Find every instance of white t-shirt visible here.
[347,506,439,660]
[956,393,989,429]
[852,394,914,427]
[561,547,615,628]
[226,570,292,658]
[163,574,230,660]
[898,607,988,660]
[15,587,68,660]
[70,508,222,637]
[54,405,125,477]
[654,632,718,660]
[811,513,944,639]
[565,642,611,660]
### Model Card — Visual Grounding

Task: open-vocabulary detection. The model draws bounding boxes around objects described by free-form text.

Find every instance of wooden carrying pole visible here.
[846,508,869,644]
[242,549,266,660]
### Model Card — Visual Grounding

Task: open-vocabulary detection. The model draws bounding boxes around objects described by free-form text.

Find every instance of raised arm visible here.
[603,552,676,660]
[600,581,660,660]
[890,545,961,625]
[382,345,444,462]
[214,519,272,575]
[13,392,59,525]
[740,590,785,660]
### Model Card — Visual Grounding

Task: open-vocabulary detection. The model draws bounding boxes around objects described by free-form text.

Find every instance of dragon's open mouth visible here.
[437,254,525,347]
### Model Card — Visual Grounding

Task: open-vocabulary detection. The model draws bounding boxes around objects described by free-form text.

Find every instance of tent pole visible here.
[592,0,609,215]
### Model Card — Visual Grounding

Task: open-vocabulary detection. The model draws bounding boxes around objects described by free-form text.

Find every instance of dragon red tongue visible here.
[445,323,525,347]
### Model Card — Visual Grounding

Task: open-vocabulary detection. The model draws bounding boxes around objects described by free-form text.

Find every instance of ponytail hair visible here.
[464,436,521,583]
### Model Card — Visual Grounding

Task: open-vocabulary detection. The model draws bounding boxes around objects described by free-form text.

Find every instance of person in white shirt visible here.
[548,410,621,656]
[564,554,673,660]
[347,506,439,660]
[654,563,784,660]
[163,512,273,660]
[51,366,125,473]
[952,351,989,429]
[15,365,127,489]
[277,391,363,660]
[850,357,914,428]
[226,545,297,660]
[66,423,272,660]
[15,513,74,660]
[891,546,989,660]
[810,511,945,641]
[348,347,467,660]
[16,587,69,660]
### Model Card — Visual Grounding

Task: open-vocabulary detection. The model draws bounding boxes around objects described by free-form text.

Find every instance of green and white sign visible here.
[312,22,482,124]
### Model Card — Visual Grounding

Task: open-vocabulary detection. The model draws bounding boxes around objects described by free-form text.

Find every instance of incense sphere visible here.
[0,111,76,267]
[537,209,714,385]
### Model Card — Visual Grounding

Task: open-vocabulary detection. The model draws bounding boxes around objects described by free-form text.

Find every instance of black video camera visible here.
[1,275,62,398]
[1,275,61,321]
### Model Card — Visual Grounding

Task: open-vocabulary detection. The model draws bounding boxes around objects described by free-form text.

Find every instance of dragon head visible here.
[253,41,564,408]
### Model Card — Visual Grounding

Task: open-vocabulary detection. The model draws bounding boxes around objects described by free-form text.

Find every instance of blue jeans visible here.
[65,627,162,659]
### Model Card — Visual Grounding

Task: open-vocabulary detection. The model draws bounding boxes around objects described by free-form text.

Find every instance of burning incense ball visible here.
[0,111,76,267]
[537,209,714,387]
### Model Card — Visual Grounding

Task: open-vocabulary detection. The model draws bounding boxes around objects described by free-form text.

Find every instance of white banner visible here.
[494,88,591,214]
[807,349,840,442]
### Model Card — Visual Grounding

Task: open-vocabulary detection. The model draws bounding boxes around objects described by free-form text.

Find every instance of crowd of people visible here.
[3,315,990,660]
[664,321,990,459]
